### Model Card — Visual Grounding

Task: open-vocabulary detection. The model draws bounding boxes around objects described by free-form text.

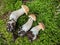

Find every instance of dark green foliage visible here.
[0,0,60,45]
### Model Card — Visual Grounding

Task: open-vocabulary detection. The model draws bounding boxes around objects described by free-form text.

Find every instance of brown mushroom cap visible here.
[29,14,36,21]
[38,23,45,31]
[21,5,29,15]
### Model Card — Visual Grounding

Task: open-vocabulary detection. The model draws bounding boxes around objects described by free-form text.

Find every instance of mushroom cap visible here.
[29,14,36,21]
[21,5,29,15]
[38,23,45,31]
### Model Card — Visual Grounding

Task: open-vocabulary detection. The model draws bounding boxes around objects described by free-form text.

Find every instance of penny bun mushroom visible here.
[38,23,45,31]
[22,5,29,15]
[29,14,36,21]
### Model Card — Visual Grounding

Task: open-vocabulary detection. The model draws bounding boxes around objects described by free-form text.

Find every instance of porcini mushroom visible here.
[27,22,45,42]
[18,14,36,37]
[7,5,29,32]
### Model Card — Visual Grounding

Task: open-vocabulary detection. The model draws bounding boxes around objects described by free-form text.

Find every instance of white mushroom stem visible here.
[9,8,25,22]
[30,23,45,40]
[21,17,33,32]
[21,14,36,32]
[9,5,29,22]
[31,25,41,36]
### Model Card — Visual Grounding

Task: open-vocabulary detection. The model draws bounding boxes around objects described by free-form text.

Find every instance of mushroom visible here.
[27,23,45,42]
[7,5,29,32]
[18,14,36,37]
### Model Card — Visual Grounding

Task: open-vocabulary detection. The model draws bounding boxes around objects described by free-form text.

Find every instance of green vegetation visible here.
[0,0,60,45]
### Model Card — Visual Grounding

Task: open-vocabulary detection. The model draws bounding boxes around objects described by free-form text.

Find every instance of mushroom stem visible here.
[35,25,43,31]
[9,5,29,22]
[26,22,45,41]
[30,26,41,35]
[9,8,25,22]
[31,23,45,35]
[22,17,33,32]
